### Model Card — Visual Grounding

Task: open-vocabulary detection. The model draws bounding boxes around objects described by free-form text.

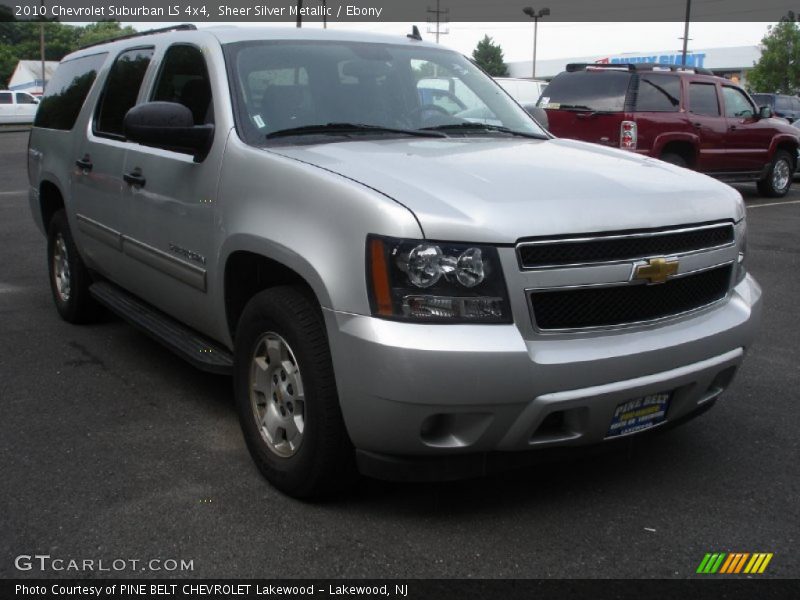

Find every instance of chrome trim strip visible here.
[75,214,123,251]
[121,236,207,292]
[525,261,735,334]
[516,221,735,270]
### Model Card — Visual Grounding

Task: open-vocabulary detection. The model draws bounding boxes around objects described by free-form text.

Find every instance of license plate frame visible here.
[606,392,672,438]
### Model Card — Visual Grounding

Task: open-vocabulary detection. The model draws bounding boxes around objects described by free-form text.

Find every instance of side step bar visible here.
[90,281,234,375]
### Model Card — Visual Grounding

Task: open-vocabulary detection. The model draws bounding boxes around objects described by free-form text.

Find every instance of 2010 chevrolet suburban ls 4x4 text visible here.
[29,25,762,498]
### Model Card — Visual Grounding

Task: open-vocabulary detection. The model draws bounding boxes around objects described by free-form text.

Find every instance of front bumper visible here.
[324,274,761,477]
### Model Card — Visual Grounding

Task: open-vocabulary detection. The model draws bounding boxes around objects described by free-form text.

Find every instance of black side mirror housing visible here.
[758,105,772,120]
[124,102,214,162]
[524,104,549,131]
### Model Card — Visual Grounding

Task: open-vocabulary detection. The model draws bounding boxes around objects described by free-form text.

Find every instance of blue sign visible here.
[607,53,707,67]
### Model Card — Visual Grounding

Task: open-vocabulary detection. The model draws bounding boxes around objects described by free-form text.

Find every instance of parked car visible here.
[0,90,39,124]
[495,77,548,106]
[751,93,800,122]
[29,26,760,497]
[539,63,799,197]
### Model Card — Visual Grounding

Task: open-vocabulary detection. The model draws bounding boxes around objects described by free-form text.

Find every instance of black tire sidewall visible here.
[47,210,95,323]
[759,150,793,198]
[234,287,351,497]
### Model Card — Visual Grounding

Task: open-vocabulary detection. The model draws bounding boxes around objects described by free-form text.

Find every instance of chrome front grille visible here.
[518,221,737,332]
[517,222,734,269]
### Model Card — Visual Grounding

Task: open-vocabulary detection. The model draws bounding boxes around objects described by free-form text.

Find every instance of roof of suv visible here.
[65,24,442,62]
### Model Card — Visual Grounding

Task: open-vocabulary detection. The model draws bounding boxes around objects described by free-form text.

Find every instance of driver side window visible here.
[722,86,754,119]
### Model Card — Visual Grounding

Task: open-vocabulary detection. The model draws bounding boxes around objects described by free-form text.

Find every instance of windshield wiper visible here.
[551,104,612,114]
[420,122,547,139]
[266,122,447,140]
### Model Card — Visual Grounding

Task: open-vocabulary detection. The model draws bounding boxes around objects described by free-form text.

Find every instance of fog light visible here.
[402,295,505,319]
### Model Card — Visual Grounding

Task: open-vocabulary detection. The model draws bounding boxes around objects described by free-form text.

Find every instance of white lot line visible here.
[747,200,800,209]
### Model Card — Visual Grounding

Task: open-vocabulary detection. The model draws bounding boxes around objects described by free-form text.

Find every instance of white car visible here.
[495,77,548,105]
[0,90,39,124]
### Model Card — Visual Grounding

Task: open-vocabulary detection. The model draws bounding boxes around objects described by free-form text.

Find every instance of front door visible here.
[721,85,770,172]
[119,43,221,334]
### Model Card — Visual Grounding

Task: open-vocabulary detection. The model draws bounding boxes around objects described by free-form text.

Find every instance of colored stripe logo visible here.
[696,552,773,574]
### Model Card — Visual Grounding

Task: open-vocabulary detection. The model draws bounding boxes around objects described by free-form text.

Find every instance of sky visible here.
[121,21,772,63]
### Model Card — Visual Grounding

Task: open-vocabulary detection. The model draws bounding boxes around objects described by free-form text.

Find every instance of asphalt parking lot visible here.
[1,129,798,579]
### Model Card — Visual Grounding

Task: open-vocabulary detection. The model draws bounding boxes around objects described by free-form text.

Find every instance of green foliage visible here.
[0,19,135,87]
[748,13,800,94]
[472,35,509,77]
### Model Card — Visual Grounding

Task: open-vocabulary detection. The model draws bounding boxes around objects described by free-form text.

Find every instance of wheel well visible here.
[40,181,64,231]
[224,251,315,340]
[775,142,798,169]
[660,142,696,168]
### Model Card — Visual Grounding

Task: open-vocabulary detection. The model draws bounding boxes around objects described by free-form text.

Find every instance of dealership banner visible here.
[0,0,797,22]
[2,579,797,600]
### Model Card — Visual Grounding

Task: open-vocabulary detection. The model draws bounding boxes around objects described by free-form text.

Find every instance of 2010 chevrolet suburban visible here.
[28,25,762,498]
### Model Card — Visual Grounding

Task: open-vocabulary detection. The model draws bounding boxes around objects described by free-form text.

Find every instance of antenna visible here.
[407,26,422,41]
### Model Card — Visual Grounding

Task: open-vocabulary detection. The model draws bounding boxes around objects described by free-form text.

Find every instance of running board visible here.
[90,281,234,375]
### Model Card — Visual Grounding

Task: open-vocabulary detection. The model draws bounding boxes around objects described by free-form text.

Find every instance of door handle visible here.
[123,168,146,188]
[75,155,93,171]
[691,122,702,128]
[729,125,737,131]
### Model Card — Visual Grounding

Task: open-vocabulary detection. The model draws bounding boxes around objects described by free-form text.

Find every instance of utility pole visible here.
[296,0,302,27]
[523,7,550,79]
[427,0,449,44]
[322,0,327,28]
[39,0,45,93]
[681,0,692,66]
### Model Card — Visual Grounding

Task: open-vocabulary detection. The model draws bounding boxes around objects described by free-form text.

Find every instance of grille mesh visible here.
[530,265,732,330]
[518,224,734,268]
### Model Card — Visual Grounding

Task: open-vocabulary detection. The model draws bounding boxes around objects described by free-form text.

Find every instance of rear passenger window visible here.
[151,44,213,125]
[775,96,792,111]
[0,92,13,104]
[34,53,106,130]
[95,47,153,138]
[635,74,680,112]
[688,83,720,116]
[16,93,36,104]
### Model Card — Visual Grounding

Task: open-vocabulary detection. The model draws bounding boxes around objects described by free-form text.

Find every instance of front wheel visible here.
[757,150,793,198]
[234,286,356,498]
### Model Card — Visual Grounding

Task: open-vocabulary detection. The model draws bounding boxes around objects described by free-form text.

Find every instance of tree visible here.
[472,35,509,77]
[747,13,800,94]
[0,20,135,87]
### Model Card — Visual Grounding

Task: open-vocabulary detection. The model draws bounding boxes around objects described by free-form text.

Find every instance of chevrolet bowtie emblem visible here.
[633,257,679,284]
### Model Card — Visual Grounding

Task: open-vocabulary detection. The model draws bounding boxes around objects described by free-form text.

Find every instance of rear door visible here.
[631,73,685,156]
[686,81,727,172]
[721,84,770,172]
[71,46,153,280]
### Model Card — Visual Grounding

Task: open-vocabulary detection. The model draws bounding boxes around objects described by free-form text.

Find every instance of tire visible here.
[660,153,688,168]
[234,286,356,498]
[47,210,100,323]
[757,150,794,198]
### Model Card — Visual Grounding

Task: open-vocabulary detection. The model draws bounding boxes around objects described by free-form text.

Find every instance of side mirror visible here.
[124,102,214,162]
[525,104,549,130]
[758,105,772,120]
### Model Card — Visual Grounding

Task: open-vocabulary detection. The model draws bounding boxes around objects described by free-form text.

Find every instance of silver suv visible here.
[28,25,762,497]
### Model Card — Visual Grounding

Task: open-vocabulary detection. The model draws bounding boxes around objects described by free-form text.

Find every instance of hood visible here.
[269,137,744,243]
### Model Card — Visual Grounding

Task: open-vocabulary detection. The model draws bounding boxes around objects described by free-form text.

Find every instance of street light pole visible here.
[681,0,692,66]
[523,7,550,79]
[39,0,45,93]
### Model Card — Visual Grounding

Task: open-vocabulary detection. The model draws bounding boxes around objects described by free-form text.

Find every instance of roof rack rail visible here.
[79,24,197,50]
[567,62,714,76]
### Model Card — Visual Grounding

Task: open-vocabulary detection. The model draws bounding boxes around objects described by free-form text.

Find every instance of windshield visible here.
[225,40,546,143]
[539,70,632,112]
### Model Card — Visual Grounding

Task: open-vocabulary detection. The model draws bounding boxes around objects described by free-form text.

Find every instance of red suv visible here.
[539,63,799,197]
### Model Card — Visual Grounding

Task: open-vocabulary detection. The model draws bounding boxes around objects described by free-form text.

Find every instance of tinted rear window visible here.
[635,74,681,112]
[539,70,631,112]
[688,82,720,116]
[34,53,107,130]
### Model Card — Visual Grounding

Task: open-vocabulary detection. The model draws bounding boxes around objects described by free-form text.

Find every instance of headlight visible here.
[735,218,747,284]
[367,235,511,323]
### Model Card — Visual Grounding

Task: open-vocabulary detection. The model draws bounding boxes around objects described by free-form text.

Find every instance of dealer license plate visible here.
[606,392,671,438]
